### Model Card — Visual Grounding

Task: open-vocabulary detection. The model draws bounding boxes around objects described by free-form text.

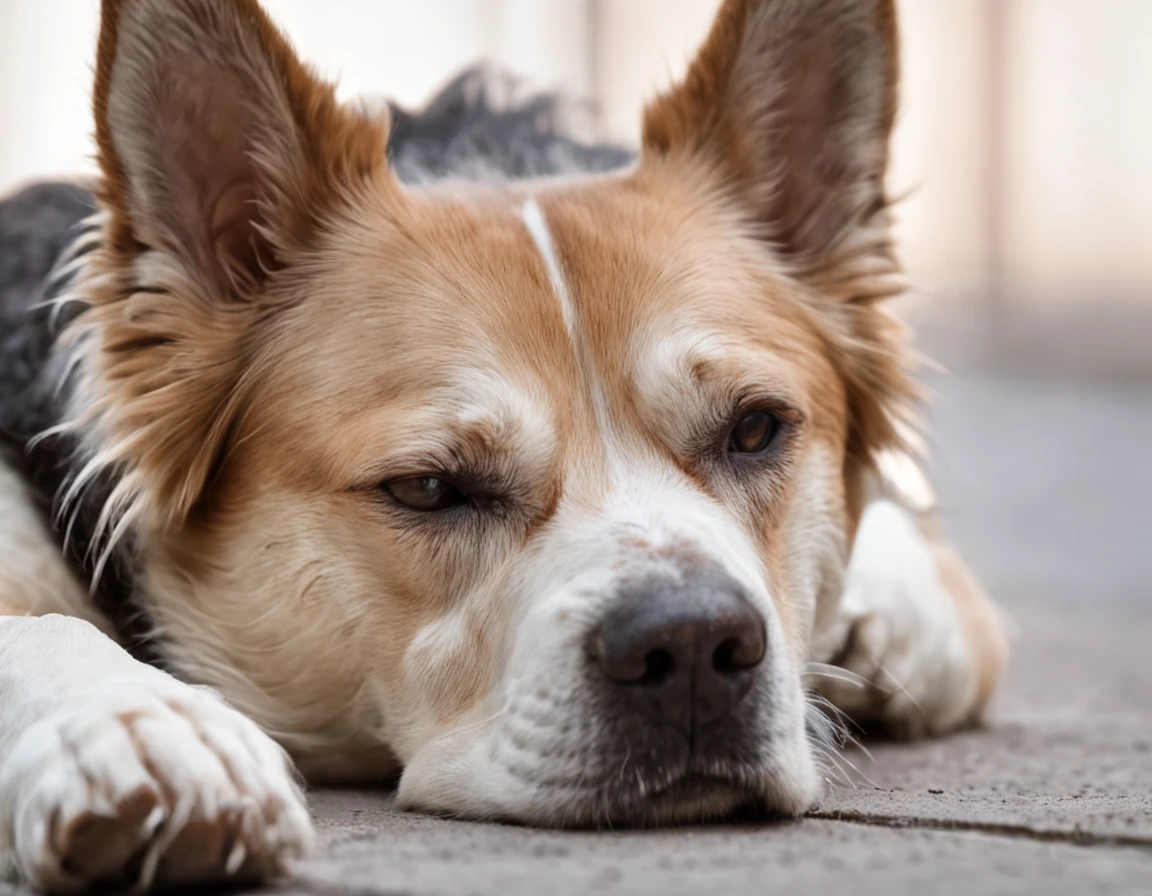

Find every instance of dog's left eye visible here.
[728,410,780,454]
[384,476,466,511]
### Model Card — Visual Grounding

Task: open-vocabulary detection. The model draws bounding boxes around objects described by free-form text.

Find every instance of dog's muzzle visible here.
[566,562,782,818]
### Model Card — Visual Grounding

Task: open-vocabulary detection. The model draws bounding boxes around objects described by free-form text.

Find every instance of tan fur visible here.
[0,459,113,631]
[932,538,1010,724]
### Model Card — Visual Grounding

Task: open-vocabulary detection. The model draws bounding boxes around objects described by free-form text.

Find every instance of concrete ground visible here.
[8,373,1152,894]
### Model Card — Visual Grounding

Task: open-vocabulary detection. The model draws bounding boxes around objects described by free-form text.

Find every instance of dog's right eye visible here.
[384,476,466,511]
[727,410,780,455]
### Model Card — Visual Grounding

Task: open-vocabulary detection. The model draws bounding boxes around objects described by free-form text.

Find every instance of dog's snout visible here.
[593,569,766,730]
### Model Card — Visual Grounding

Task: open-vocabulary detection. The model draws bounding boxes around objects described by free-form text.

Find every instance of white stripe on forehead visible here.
[519,197,617,459]
[519,198,576,337]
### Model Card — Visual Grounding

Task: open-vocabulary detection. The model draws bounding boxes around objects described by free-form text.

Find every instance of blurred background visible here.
[1,1,1149,614]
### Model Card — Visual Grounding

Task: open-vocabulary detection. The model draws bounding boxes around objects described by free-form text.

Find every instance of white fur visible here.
[452,368,557,466]
[0,616,313,889]
[810,496,975,735]
[873,445,937,513]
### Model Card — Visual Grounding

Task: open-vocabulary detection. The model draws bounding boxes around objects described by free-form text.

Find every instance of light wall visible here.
[1003,0,1152,306]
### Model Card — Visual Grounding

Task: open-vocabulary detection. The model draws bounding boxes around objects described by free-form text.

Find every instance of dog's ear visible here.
[94,0,388,290]
[80,0,390,529]
[643,0,899,288]
[642,0,912,464]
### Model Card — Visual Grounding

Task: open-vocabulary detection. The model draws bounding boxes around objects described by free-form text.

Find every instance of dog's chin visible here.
[579,773,774,828]
[399,769,808,830]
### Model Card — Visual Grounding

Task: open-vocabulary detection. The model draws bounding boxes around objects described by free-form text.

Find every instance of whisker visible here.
[823,751,858,791]
[805,662,870,687]
[830,748,882,790]
[807,693,876,765]
[877,662,924,715]
[802,668,867,689]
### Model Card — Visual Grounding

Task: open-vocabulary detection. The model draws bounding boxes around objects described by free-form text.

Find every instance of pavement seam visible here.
[810,808,1152,852]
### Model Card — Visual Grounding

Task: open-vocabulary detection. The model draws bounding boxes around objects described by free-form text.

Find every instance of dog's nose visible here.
[593,569,767,731]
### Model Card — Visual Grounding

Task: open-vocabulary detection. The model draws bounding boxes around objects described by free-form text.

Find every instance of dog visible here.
[0,0,1008,890]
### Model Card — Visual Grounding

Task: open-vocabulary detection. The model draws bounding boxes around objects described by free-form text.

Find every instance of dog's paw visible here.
[0,680,314,892]
[811,500,977,738]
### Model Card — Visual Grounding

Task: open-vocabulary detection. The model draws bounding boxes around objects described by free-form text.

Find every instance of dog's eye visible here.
[384,476,466,511]
[728,410,780,454]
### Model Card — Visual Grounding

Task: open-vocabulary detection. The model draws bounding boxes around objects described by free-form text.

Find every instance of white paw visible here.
[0,680,314,892]
[811,500,976,737]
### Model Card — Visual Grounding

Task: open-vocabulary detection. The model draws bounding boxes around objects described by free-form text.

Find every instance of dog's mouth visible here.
[562,724,798,827]
[531,768,784,829]
[402,765,783,829]
[596,772,767,827]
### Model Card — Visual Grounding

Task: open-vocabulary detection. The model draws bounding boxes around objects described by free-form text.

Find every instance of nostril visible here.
[712,635,762,674]
[712,637,740,675]
[639,648,675,685]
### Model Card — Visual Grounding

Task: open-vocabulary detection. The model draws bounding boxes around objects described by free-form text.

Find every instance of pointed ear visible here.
[94,0,388,293]
[642,0,900,291]
[78,0,390,530]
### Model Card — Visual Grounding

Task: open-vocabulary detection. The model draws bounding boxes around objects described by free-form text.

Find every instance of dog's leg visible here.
[810,453,1009,737]
[0,468,313,891]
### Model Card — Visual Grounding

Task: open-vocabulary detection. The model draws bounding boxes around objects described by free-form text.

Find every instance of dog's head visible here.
[73,0,911,823]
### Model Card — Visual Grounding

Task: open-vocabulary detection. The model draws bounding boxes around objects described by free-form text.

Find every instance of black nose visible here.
[592,568,767,732]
